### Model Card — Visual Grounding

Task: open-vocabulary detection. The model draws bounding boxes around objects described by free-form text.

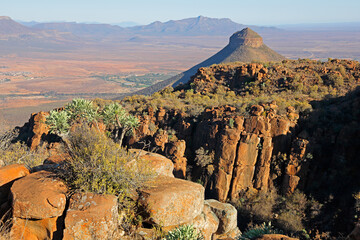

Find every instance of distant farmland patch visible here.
[92,72,177,88]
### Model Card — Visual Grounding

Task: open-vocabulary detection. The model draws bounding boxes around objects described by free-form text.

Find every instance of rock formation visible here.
[0,151,241,240]
[133,27,285,95]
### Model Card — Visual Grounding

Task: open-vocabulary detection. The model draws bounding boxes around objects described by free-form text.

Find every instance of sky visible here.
[1,0,360,26]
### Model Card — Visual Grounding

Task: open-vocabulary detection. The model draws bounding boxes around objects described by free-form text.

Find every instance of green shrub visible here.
[46,110,71,135]
[60,125,152,198]
[164,225,203,240]
[275,190,307,232]
[328,73,344,88]
[238,222,281,240]
[194,147,215,168]
[229,118,235,128]
[65,98,98,123]
[101,102,139,145]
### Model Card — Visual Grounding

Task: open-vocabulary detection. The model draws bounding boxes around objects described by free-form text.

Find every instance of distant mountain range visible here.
[0,16,79,46]
[0,16,279,43]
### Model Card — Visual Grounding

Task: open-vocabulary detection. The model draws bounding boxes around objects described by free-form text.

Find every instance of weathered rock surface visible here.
[139,175,204,226]
[28,111,49,150]
[205,199,239,236]
[0,164,30,204]
[191,202,219,240]
[130,149,174,177]
[165,140,187,178]
[230,133,259,201]
[214,126,242,202]
[256,234,299,240]
[10,217,59,240]
[11,171,67,219]
[63,192,119,240]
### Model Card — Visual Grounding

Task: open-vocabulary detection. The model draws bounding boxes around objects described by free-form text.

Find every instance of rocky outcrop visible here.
[206,199,240,238]
[0,151,239,240]
[131,104,296,203]
[165,140,187,178]
[0,164,30,204]
[10,171,67,240]
[63,192,119,240]
[139,175,204,226]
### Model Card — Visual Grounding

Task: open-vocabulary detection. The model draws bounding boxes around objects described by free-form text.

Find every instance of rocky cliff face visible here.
[129,103,298,203]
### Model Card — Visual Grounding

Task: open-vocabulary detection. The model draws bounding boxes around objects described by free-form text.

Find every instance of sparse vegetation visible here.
[238,222,281,240]
[0,141,48,168]
[101,102,139,146]
[124,59,359,119]
[163,225,204,240]
[59,125,151,196]
[46,99,139,146]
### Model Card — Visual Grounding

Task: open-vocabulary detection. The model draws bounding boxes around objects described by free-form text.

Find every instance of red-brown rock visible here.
[139,175,204,226]
[250,105,265,116]
[213,127,242,202]
[165,140,187,178]
[256,234,298,240]
[0,164,30,187]
[11,171,67,219]
[191,202,219,240]
[10,217,59,240]
[130,150,174,177]
[29,111,49,150]
[0,164,30,204]
[206,199,239,236]
[230,133,259,201]
[63,192,119,240]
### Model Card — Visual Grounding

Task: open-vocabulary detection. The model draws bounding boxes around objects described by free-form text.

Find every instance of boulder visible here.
[0,164,30,187]
[0,164,30,204]
[130,150,174,177]
[256,234,299,240]
[205,199,239,236]
[10,217,59,240]
[139,175,204,226]
[63,192,119,240]
[154,130,168,151]
[11,171,67,219]
[165,140,187,178]
[191,202,219,240]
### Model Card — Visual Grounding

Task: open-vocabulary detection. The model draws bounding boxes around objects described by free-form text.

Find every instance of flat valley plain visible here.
[1,29,360,129]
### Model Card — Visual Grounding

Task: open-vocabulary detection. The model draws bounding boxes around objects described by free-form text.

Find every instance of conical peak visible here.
[229,28,263,48]
[0,16,12,20]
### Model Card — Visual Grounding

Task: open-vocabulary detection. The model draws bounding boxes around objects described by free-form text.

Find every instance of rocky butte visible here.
[134,27,285,95]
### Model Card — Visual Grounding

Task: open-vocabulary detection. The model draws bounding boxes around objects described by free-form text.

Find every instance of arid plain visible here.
[1,22,360,129]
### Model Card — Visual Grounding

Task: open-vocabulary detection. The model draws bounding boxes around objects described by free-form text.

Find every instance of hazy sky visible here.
[2,0,360,25]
